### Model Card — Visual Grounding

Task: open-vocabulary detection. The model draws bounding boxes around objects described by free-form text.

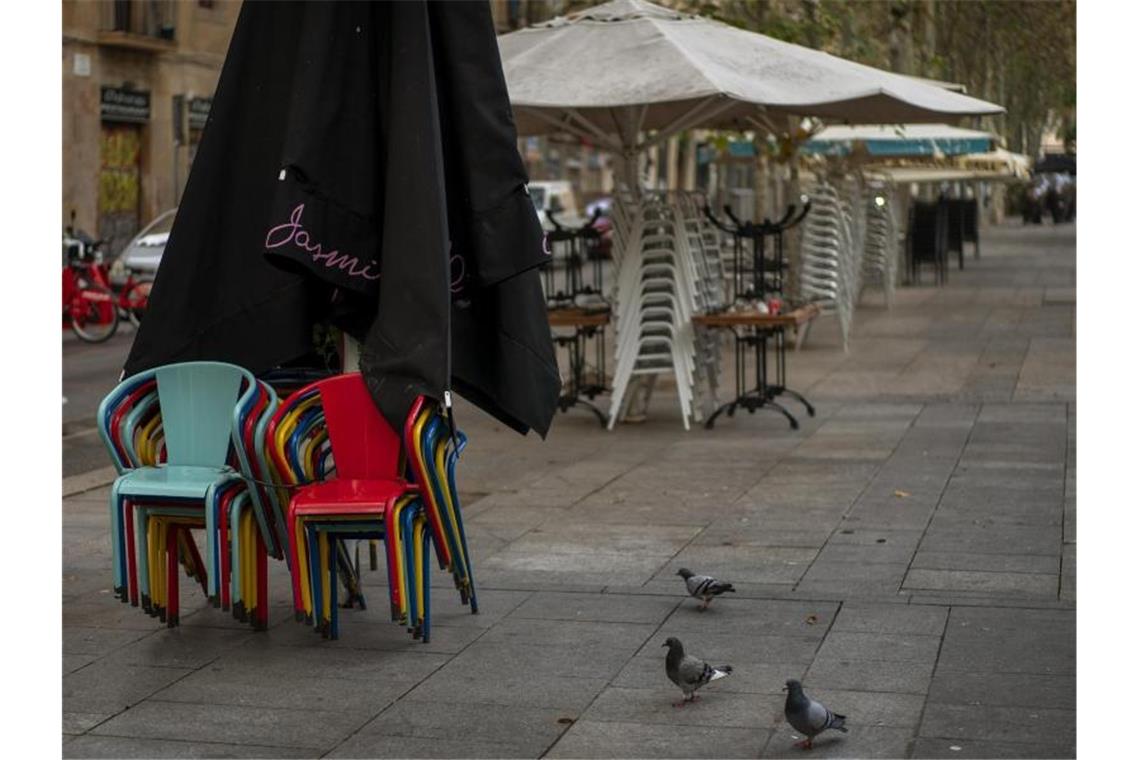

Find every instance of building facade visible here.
[62,0,240,254]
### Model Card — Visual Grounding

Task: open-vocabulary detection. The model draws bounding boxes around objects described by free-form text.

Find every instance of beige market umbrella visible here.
[499,0,1003,161]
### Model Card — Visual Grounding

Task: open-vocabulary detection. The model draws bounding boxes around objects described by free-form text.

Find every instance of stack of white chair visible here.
[797,182,860,351]
[608,194,697,430]
[670,191,727,421]
[858,181,899,309]
[606,191,731,429]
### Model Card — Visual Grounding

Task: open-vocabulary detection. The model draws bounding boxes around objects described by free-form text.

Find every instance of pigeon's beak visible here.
[781,686,788,692]
[661,642,668,647]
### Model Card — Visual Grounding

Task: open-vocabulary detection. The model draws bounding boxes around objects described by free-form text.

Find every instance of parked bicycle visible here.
[62,225,153,343]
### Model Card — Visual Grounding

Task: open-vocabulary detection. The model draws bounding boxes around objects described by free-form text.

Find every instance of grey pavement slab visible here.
[830,603,949,636]
[508,590,680,625]
[910,737,1075,759]
[64,661,193,716]
[580,686,783,729]
[927,670,1074,711]
[90,700,369,751]
[330,735,541,758]
[64,735,317,759]
[814,632,942,664]
[903,569,1057,596]
[334,699,571,757]
[911,551,1059,575]
[918,703,1075,747]
[804,658,935,695]
[936,607,1075,675]
[547,720,771,759]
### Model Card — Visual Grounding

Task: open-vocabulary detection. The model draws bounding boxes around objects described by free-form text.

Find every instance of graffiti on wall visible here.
[98,125,142,254]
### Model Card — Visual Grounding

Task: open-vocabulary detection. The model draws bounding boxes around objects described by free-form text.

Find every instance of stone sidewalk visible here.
[62,222,1076,759]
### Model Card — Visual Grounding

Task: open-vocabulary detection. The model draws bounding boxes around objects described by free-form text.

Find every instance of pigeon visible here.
[676,568,735,610]
[662,637,733,707]
[783,679,847,749]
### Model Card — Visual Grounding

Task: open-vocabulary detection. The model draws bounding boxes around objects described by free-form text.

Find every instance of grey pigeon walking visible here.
[783,679,847,749]
[676,568,735,610]
[662,637,733,707]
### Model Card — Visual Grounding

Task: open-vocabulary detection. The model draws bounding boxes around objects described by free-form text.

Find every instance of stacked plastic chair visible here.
[98,361,278,629]
[606,190,730,429]
[266,373,476,641]
[671,190,728,421]
[797,182,861,351]
[858,182,900,309]
[608,193,700,429]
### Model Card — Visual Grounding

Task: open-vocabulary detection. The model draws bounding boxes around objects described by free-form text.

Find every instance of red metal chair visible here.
[274,373,421,628]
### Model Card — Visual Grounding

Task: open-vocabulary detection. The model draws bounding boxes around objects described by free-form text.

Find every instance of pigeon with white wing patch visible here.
[676,568,735,610]
[783,679,847,749]
[663,637,733,707]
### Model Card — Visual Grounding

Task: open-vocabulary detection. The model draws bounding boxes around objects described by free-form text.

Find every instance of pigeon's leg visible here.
[794,738,813,750]
[672,695,688,708]
[698,599,709,611]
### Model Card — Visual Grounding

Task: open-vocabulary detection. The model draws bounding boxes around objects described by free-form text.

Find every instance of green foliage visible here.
[656,0,1076,155]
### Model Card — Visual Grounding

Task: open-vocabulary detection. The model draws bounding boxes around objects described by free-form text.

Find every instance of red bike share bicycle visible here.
[63,230,152,343]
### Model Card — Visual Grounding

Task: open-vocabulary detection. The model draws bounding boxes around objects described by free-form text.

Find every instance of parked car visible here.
[113,208,176,280]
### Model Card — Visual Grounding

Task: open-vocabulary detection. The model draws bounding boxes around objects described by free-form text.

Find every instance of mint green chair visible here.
[109,361,257,611]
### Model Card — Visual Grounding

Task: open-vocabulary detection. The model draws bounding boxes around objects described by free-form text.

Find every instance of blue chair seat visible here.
[116,465,239,499]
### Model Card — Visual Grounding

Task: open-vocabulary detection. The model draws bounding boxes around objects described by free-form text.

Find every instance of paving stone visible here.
[815,536,921,564]
[805,658,935,695]
[762,724,913,758]
[815,632,941,664]
[691,523,833,549]
[64,711,113,735]
[911,551,1059,575]
[546,720,770,759]
[919,703,1075,746]
[63,735,316,759]
[927,671,1074,711]
[508,590,678,625]
[800,562,908,589]
[661,598,838,638]
[329,735,538,758]
[663,546,817,584]
[64,661,193,715]
[150,667,410,714]
[937,607,1074,675]
[63,653,100,674]
[479,547,672,587]
[101,627,253,669]
[90,700,367,750]
[581,686,783,729]
[830,603,948,636]
[405,665,608,711]
[910,737,1075,759]
[903,569,1058,597]
[917,525,1062,556]
[339,699,570,757]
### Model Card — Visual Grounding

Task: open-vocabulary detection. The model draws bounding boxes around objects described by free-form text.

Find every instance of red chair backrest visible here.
[309,373,401,480]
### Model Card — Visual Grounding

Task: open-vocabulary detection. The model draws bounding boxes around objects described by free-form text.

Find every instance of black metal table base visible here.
[703,326,815,430]
[557,393,608,426]
[553,325,609,428]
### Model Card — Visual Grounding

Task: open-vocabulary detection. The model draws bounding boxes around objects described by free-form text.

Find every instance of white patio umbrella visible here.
[499,0,1003,166]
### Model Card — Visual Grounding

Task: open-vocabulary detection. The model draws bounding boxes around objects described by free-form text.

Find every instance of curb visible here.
[63,466,118,498]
